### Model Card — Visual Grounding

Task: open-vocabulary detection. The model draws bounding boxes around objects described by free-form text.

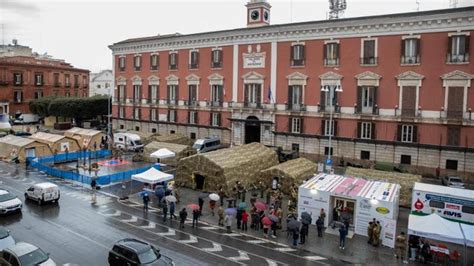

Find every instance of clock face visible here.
[264,10,269,21]
[251,10,260,21]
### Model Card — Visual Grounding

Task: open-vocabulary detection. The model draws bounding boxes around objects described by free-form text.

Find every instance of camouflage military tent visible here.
[258,158,316,196]
[150,133,194,147]
[143,141,196,165]
[0,135,52,162]
[176,143,278,195]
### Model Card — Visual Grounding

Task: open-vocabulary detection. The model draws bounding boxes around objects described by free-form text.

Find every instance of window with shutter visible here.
[150,54,159,70]
[324,120,334,136]
[212,49,222,68]
[169,53,178,70]
[362,40,376,65]
[291,44,305,66]
[134,56,141,71]
[119,57,126,71]
[291,117,301,134]
[448,35,470,63]
[360,122,372,139]
[401,124,414,143]
[324,43,339,66]
[190,51,199,69]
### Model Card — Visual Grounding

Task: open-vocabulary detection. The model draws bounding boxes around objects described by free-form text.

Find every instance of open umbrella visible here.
[254,201,267,211]
[187,203,199,210]
[155,187,165,197]
[209,193,220,201]
[287,219,301,231]
[165,195,177,203]
[301,211,311,221]
[268,214,279,222]
[225,208,237,215]
[238,202,247,209]
[262,216,272,225]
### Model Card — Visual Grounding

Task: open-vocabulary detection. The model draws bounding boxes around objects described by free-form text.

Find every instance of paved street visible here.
[0,162,338,266]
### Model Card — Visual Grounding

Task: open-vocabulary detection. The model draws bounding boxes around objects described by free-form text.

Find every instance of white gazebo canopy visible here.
[408,213,466,245]
[150,148,176,159]
[131,167,173,184]
[460,223,474,247]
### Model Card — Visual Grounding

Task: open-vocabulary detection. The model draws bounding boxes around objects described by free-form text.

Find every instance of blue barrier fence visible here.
[30,150,151,186]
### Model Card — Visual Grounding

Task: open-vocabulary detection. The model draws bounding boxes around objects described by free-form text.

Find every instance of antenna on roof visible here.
[328,0,347,20]
[415,0,420,11]
[449,0,458,8]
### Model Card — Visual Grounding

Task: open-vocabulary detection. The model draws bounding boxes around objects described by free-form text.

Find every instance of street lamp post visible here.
[107,87,112,150]
[321,84,343,172]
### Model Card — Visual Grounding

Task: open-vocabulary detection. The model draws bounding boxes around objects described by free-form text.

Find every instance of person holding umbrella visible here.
[241,210,248,231]
[179,208,187,228]
[198,193,206,214]
[224,214,232,233]
[287,219,301,247]
[236,208,243,229]
[155,185,165,207]
[261,216,272,238]
[300,221,309,244]
[192,208,200,228]
[162,199,168,222]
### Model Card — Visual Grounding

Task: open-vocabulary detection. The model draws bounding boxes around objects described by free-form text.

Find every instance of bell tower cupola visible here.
[246,0,271,27]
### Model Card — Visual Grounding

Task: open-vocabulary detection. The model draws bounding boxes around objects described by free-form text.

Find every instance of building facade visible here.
[109,2,474,174]
[0,42,90,116]
[89,70,114,97]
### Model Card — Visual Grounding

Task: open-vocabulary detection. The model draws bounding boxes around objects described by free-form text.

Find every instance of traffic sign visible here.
[326,159,333,166]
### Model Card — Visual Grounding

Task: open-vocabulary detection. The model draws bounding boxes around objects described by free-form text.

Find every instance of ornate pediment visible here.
[287,72,308,80]
[355,71,381,80]
[319,71,343,80]
[242,71,265,82]
[185,74,200,82]
[116,76,127,85]
[147,75,160,85]
[208,73,224,81]
[441,70,474,80]
[131,75,142,85]
[166,74,179,85]
[396,71,424,80]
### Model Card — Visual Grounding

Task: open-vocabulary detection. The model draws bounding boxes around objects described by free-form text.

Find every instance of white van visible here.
[24,183,60,205]
[114,132,144,152]
[193,137,221,153]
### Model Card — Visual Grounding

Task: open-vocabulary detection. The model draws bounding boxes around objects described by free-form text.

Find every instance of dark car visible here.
[108,238,174,266]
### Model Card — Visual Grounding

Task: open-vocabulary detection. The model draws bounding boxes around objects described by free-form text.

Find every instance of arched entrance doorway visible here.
[244,116,261,144]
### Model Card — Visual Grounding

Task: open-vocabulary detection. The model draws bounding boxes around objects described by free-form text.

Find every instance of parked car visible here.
[0,190,22,215]
[24,183,60,205]
[0,242,56,266]
[13,114,40,125]
[441,176,465,189]
[193,137,221,153]
[114,133,144,152]
[0,228,15,251]
[108,238,174,266]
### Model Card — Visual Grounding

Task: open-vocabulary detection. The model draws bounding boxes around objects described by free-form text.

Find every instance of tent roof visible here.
[460,223,474,247]
[29,132,68,144]
[151,148,175,159]
[151,133,193,146]
[261,158,316,180]
[201,142,275,170]
[144,141,190,154]
[64,127,102,137]
[408,214,465,245]
[132,167,173,184]
[413,182,474,201]
[0,135,36,147]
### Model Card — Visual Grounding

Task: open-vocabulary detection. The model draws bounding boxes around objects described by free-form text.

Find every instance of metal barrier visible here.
[30,150,150,186]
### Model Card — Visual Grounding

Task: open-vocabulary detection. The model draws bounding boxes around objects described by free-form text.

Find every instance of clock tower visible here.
[246,0,271,28]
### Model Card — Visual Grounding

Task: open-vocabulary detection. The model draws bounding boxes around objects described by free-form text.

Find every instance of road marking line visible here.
[121,216,138,223]
[140,222,156,229]
[274,247,297,252]
[178,235,198,244]
[225,233,241,237]
[102,210,121,217]
[228,250,250,261]
[202,242,223,252]
[200,226,218,230]
[304,256,327,261]
[247,240,267,244]
[156,229,176,236]
[266,259,278,266]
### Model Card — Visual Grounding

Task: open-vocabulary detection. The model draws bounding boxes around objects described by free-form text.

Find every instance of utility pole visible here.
[328,0,347,20]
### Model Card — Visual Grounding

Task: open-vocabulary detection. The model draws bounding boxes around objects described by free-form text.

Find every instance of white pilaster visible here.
[270,41,277,103]
[232,44,239,103]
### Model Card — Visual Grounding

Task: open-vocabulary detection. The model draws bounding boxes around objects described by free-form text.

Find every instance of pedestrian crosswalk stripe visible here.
[247,240,267,244]
[202,242,222,252]
[228,250,250,261]
[121,216,138,223]
[200,226,218,230]
[274,247,297,252]
[224,233,241,237]
[304,255,326,261]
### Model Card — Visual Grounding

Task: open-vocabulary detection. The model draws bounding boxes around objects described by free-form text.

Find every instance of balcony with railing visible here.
[167,98,178,105]
[291,59,305,67]
[244,102,262,108]
[446,53,469,64]
[318,104,341,113]
[209,101,223,108]
[401,55,420,65]
[211,62,222,69]
[360,57,378,66]
[324,58,339,66]
[286,103,306,112]
[184,100,198,107]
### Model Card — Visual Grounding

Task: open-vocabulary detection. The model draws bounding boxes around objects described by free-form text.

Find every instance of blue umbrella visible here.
[238,202,247,209]
[225,208,237,215]
[155,187,165,197]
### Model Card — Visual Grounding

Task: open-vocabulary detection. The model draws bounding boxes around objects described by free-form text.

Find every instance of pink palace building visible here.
[109,1,474,175]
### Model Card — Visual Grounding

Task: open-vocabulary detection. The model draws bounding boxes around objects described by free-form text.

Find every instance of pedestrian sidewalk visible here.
[118,187,408,265]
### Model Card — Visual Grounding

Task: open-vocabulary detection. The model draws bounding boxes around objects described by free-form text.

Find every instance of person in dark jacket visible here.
[162,200,168,222]
[292,228,299,247]
[179,208,187,228]
[236,209,243,229]
[169,201,176,221]
[339,225,348,249]
[192,209,200,228]
[198,197,205,214]
[316,216,324,237]
[299,223,308,244]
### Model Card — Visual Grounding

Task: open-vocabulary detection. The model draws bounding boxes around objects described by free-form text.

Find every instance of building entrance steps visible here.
[113,186,406,265]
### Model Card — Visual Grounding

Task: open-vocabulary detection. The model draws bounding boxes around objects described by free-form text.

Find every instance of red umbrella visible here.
[187,203,199,210]
[261,216,272,225]
[254,201,267,211]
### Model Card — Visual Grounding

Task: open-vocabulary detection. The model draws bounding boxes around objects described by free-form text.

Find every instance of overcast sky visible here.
[1,0,472,72]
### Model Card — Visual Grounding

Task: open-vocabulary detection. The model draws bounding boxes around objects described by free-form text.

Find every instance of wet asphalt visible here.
[0,162,337,266]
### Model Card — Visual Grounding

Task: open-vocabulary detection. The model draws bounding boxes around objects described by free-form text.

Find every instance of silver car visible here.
[0,190,22,214]
[441,176,465,189]
[0,242,56,266]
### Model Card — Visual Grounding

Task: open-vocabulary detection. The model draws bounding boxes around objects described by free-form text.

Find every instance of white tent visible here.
[460,223,474,247]
[150,148,175,159]
[131,167,173,184]
[408,213,466,245]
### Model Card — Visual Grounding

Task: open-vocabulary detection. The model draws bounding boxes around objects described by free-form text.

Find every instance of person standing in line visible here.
[169,200,176,221]
[198,196,204,214]
[262,221,270,238]
[162,200,168,222]
[218,186,225,206]
[316,216,324,237]
[179,208,187,229]
[292,227,299,247]
[339,225,348,250]
[367,221,374,244]
[224,214,232,233]
[142,192,150,212]
[241,210,248,231]
[217,206,225,226]
[236,208,243,229]
[270,220,278,238]
[395,232,408,264]
[192,209,200,228]
[299,223,308,244]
